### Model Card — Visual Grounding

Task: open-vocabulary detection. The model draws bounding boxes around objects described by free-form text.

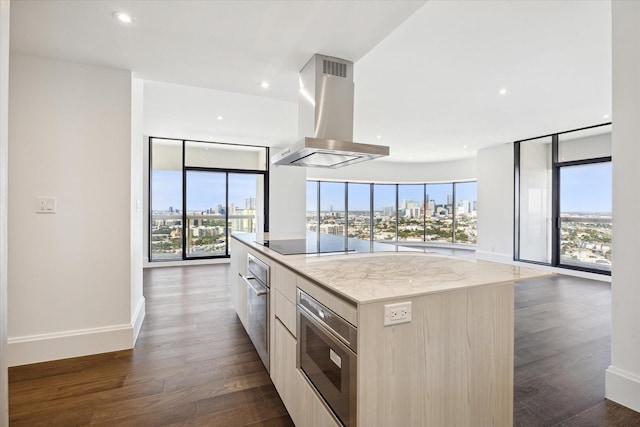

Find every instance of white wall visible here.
[476,143,514,262]
[8,54,138,365]
[307,157,476,183]
[606,0,640,412]
[0,1,9,424]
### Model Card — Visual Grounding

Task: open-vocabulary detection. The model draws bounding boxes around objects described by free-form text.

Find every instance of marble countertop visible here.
[234,233,551,304]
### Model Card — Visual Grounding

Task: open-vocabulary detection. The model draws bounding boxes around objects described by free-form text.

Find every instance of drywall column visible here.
[8,54,135,365]
[269,161,306,233]
[130,77,145,342]
[606,0,640,412]
[476,143,514,263]
[0,1,9,425]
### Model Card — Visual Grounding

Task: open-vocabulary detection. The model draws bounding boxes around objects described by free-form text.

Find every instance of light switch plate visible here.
[36,197,56,214]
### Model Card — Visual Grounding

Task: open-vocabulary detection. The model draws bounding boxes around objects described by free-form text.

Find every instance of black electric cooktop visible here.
[258,238,355,255]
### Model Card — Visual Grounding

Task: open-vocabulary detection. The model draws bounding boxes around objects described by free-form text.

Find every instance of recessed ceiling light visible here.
[376,135,382,139]
[498,88,507,95]
[208,136,213,140]
[260,81,270,89]
[113,11,134,24]
[603,114,610,119]
[463,145,468,149]
[216,115,223,121]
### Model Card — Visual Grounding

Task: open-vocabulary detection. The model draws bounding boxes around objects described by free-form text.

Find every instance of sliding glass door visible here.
[559,162,612,271]
[149,137,268,262]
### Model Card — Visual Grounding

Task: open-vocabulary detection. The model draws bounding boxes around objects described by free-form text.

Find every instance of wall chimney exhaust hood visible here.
[272,54,389,168]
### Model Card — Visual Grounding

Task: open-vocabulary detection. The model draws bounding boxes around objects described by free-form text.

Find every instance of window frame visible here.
[514,122,612,275]
[149,136,269,262]
[307,179,477,248]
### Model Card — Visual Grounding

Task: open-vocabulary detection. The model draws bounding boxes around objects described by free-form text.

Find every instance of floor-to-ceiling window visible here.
[398,184,425,241]
[559,162,612,271]
[150,138,184,261]
[319,182,346,236]
[306,179,476,247]
[425,183,454,243]
[373,184,397,241]
[515,123,611,274]
[149,137,268,261]
[347,183,371,240]
[454,181,478,244]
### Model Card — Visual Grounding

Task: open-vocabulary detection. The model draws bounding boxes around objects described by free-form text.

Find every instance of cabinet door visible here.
[229,239,247,313]
[236,274,248,329]
[273,319,299,421]
[296,370,341,427]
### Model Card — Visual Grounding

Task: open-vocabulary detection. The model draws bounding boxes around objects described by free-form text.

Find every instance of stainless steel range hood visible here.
[272,54,389,168]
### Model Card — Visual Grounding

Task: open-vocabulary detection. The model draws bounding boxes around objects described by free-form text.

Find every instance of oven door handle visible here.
[241,274,268,296]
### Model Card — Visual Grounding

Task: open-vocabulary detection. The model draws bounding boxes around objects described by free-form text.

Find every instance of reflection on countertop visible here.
[233,232,551,304]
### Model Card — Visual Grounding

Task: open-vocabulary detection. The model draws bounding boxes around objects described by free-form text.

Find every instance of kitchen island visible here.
[230,233,550,427]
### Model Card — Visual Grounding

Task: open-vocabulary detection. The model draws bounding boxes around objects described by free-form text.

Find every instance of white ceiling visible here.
[10,0,611,163]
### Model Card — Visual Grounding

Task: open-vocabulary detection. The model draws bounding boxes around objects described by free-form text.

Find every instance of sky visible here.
[152,170,258,210]
[153,164,612,214]
[560,162,612,213]
[307,181,478,212]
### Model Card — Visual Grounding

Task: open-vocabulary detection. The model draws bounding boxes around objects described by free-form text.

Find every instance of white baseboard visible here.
[8,324,135,367]
[143,257,230,268]
[132,296,146,345]
[606,365,640,412]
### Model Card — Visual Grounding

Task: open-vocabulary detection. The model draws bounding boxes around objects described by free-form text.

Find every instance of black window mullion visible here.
[421,184,424,242]
[344,182,349,249]
[551,134,560,267]
[225,172,230,257]
[395,184,399,242]
[452,183,457,244]
[514,142,521,261]
[369,183,374,244]
[181,140,187,260]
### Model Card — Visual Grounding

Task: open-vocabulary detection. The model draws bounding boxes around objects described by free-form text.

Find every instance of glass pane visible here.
[373,184,397,241]
[398,184,424,242]
[228,174,259,252]
[425,183,453,243]
[347,183,371,241]
[319,182,345,236]
[185,171,227,257]
[306,181,318,233]
[559,162,612,271]
[558,125,611,163]
[454,182,477,244]
[150,138,183,261]
[519,137,553,263]
[185,141,267,170]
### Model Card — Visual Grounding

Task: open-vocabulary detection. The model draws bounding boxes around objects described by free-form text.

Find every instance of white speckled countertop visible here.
[234,233,551,304]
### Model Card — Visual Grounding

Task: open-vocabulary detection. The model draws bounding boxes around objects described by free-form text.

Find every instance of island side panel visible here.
[357,282,514,427]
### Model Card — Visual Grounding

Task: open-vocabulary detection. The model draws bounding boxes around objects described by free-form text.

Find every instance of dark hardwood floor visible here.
[8,265,640,426]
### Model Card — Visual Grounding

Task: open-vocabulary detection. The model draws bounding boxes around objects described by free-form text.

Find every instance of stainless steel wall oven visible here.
[297,289,357,426]
[242,254,270,372]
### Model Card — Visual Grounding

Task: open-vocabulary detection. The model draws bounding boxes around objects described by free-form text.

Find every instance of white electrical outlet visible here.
[384,301,412,326]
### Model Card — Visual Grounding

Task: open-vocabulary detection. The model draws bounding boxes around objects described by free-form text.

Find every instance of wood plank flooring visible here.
[8,264,640,426]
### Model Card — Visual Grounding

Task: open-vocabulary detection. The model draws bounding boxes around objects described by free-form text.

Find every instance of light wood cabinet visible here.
[295,369,341,427]
[272,319,300,421]
[273,262,297,304]
[357,283,514,426]
[229,239,248,327]
[232,236,516,427]
[275,289,296,336]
